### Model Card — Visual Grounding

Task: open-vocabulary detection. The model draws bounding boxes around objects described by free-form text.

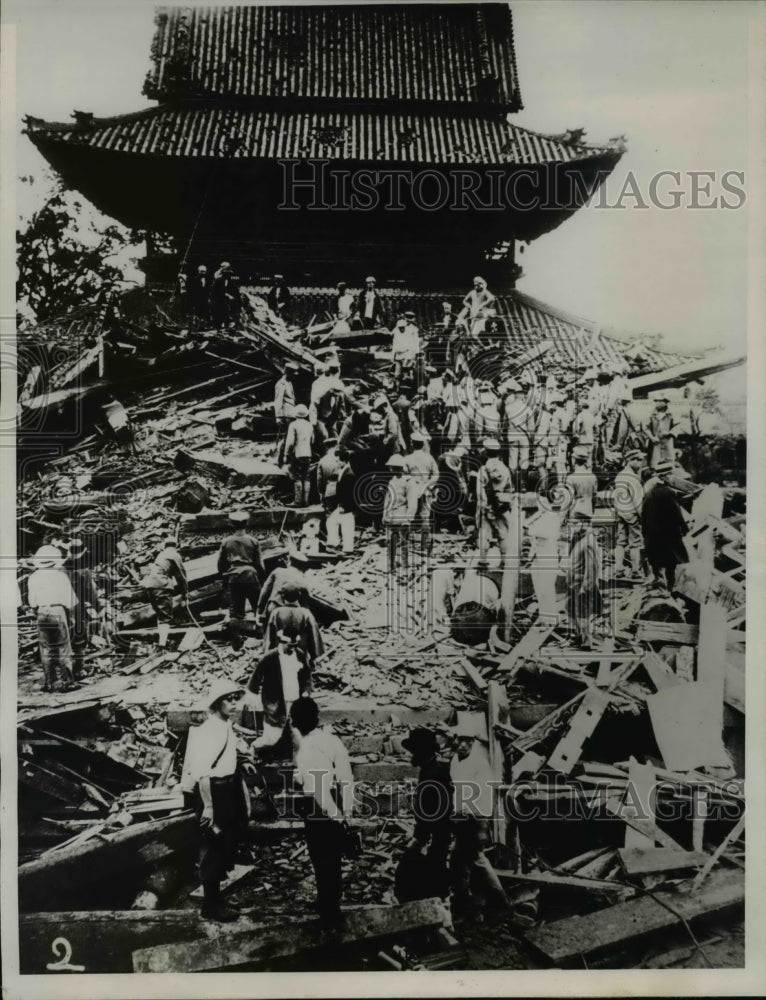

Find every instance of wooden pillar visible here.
[499,496,521,643]
[487,680,510,852]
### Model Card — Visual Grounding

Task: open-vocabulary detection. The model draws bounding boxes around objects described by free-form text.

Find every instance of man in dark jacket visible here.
[267,274,292,322]
[263,582,324,666]
[248,631,312,752]
[355,276,385,329]
[397,728,453,901]
[217,511,264,650]
[642,460,689,591]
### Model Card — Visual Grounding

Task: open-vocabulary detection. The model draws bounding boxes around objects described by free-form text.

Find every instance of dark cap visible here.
[401,727,438,757]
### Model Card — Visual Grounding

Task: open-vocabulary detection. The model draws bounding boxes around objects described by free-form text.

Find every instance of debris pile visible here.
[16,287,745,973]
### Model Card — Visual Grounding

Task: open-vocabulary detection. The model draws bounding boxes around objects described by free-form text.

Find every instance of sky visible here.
[5,0,759,358]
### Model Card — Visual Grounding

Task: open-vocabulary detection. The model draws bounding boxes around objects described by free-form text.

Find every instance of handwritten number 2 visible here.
[46,937,85,972]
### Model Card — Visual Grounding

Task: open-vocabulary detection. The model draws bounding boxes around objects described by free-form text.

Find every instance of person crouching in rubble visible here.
[396,728,453,902]
[217,511,264,651]
[247,630,312,754]
[290,697,354,928]
[449,720,510,923]
[284,403,314,507]
[26,544,80,693]
[140,535,188,643]
[181,679,249,923]
[566,511,603,650]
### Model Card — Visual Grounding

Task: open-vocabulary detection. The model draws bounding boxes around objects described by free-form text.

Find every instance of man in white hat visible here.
[309,358,347,445]
[526,494,564,625]
[404,431,439,556]
[458,276,496,336]
[647,394,679,469]
[247,630,312,751]
[391,313,420,391]
[333,280,355,322]
[573,398,597,469]
[383,454,419,575]
[476,438,514,561]
[565,448,598,522]
[284,403,314,506]
[612,449,645,580]
[609,387,645,457]
[449,719,509,921]
[500,379,531,494]
[356,275,385,330]
[274,360,300,465]
[26,544,79,692]
[181,678,247,922]
[217,512,264,649]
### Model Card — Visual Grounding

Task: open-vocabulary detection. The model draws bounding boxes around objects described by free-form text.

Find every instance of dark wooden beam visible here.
[132,897,449,972]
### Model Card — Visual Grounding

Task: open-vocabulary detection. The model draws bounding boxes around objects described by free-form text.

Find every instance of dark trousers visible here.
[649,558,678,590]
[147,588,176,624]
[450,815,508,913]
[228,568,261,619]
[304,816,345,919]
[198,775,246,901]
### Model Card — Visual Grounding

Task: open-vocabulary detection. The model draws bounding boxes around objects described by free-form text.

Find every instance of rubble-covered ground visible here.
[16,297,746,972]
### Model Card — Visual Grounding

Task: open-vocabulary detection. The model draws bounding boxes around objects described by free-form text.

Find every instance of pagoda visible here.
[24,4,625,289]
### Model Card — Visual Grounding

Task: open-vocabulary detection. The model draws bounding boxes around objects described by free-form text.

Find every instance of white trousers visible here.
[326,508,355,552]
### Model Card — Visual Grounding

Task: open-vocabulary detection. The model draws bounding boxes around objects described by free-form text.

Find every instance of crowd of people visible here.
[20,272,703,931]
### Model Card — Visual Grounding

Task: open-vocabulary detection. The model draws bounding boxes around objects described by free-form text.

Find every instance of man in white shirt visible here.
[449,723,509,920]
[181,678,247,922]
[290,697,354,926]
[391,314,420,389]
[334,281,355,321]
[26,544,80,693]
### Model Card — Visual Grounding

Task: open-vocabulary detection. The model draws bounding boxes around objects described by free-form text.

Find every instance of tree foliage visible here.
[16,186,138,323]
[695,386,722,413]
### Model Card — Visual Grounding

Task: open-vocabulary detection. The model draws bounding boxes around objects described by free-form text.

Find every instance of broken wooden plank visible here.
[641,650,679,691]
[487,680,509,848]
[189,864,254,900]
[495,869,626,894]
[458,655,487,693]
[132,898,449,973]
[636,621,699,645]
[19,813,195,912]
[624,758,656,850]
[546,688,610,774]
[691,815,745,892]
[603,797,684,851]
[647,682,731,772]
[697,601,728,733]
[175,448,288,486]
[180,505,323,534]
[19,909,212,974]
[524,868,743,965]
[497,623,555,679]
[618,847,708,877]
